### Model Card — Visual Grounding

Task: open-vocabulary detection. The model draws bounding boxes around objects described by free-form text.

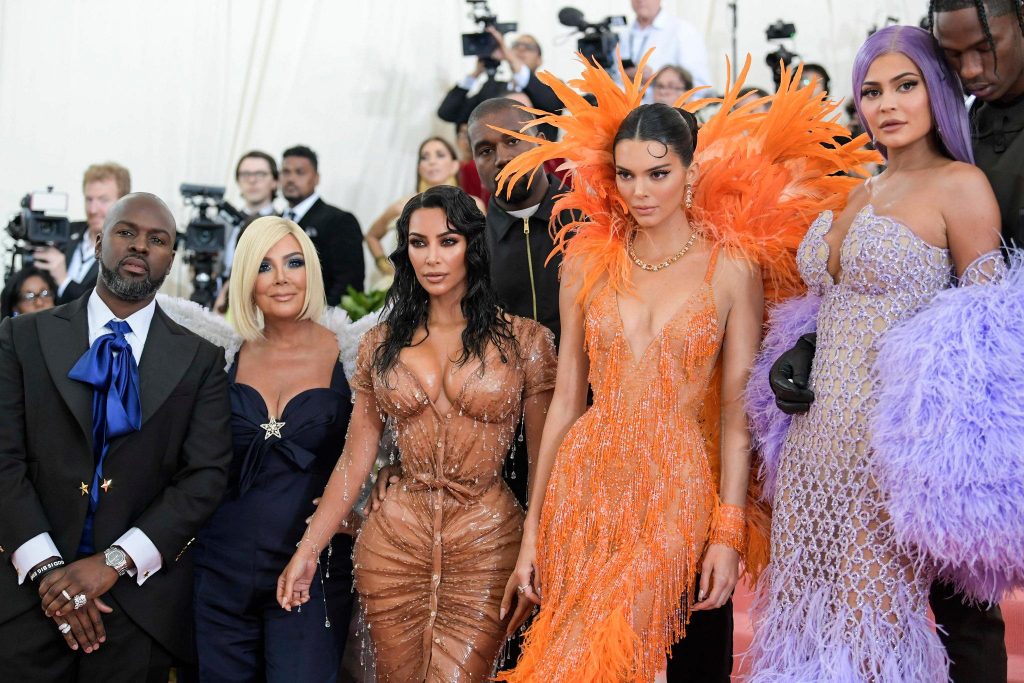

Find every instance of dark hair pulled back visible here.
[613,103,699,164]
[372,184,518,378]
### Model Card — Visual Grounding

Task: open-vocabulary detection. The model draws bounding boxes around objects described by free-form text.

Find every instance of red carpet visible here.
[732,582,1024,680]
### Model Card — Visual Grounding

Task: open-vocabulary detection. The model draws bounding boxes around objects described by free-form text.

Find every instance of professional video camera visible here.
[765,19,799,90]
[4,188,72,279]
[179,183,245,309]
[461,0,518,75]
[558,7,627,69]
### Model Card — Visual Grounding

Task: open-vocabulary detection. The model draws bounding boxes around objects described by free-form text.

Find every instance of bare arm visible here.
[694,257,763,610]
[942,165,1002,278]
[277,390,384,609]
[365,199,405,261]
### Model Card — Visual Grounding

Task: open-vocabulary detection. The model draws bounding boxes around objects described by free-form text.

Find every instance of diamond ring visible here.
[72,593,87,610]
[61,589,72,601]
[58,622,71,634]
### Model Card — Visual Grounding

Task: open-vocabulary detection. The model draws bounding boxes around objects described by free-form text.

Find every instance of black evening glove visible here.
[769,333,817,414]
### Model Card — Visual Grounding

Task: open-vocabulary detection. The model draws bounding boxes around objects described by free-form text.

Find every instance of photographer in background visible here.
[222,150,279,278]
[438,28,561,142]
[32,162,130,305]
[620,0,711,100]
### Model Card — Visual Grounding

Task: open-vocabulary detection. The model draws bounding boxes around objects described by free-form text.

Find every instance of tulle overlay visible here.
[492,51,877,682]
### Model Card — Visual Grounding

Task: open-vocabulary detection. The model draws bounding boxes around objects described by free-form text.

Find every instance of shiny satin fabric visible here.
[351,317,557,682]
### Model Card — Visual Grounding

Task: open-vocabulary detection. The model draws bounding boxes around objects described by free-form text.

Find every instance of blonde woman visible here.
[190,216,366,682]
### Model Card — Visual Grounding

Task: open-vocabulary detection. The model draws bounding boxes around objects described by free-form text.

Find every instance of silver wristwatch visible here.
[103,546,129,576]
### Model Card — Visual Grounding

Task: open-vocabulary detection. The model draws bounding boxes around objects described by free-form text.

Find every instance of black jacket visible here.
[0,293,233,660]
[297,198,365,305]
[57,224,99,305]
[438,72,562,142]
[485,175,566,346]
[971,96,1024,249]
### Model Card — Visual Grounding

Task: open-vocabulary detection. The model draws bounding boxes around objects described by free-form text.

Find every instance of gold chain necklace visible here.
[626,229,700,272]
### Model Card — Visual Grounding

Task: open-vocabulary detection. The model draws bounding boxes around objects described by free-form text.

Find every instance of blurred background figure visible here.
[651,64,695,105]
[1,266,57,318]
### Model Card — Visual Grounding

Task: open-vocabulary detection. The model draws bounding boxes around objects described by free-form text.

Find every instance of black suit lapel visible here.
[137,305,200,425]
[37,295,93,444]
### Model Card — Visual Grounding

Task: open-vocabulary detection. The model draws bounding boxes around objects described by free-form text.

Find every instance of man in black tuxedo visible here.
[0,193,233,681]
[280,145,364,305]
[33,162,131,305]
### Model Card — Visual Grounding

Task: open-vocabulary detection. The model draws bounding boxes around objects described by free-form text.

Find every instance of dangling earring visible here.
[685,184,693,210]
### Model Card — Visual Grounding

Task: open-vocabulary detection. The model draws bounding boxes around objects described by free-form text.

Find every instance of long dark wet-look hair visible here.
[372,184,518,378]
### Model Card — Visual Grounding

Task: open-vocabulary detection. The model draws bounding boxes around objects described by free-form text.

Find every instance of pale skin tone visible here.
[36,195,176,654]
[830,53,1000,278]
[278,207,553,615]
[499,138,764,641]
[236,156,277,214]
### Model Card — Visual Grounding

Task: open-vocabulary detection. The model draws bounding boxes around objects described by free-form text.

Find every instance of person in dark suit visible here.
[0,193,233,682]
[438,31,562,143]
[32,162,131,305]
[280,145,364,306]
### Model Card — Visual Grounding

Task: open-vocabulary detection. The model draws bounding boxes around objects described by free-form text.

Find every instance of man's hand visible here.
[52,598,113,653]
[39,554,120,618]
[769,333,817,414]
[32,246,68,284]
[371,464,401,512]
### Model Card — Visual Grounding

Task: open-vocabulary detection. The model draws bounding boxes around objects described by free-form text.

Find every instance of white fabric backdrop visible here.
[0,0,929,294]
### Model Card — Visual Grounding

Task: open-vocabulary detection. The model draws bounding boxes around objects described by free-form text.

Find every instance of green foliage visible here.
[340,286,388,320]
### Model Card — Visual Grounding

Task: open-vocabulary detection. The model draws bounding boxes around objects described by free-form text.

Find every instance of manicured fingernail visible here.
[499,608,506,619]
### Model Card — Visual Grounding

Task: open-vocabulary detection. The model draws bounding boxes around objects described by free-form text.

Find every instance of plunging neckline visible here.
[612,282,712,366]
[231,356,343,421]
[394,355,483,418]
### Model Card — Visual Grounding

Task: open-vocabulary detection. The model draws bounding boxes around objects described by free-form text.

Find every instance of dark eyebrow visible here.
[862,71,920,87]
[616,163,672,173]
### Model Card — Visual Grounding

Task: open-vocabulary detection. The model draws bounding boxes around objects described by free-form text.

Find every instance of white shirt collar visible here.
[507,203,541,220]
[286,192,320,224]
[86,291,158,365]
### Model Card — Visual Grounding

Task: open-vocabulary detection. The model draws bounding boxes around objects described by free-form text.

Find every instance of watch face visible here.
[106,547,127,566]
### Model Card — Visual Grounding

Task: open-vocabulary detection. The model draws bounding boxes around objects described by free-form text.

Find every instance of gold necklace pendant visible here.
[627,230,700,272]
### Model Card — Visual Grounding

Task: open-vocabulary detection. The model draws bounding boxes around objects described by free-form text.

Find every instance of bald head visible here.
[102,192,175,236]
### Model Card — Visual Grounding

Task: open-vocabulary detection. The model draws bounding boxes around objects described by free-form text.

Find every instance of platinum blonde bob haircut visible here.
[228,215,325,341]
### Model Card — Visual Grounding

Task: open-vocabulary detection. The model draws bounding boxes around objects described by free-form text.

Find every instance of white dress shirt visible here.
[283,192,320,225]
[621,8,712,98]
[58,237,97,297]
[11,294,163,586]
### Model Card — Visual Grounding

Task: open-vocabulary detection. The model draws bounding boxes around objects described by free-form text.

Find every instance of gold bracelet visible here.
[709,503,747,555]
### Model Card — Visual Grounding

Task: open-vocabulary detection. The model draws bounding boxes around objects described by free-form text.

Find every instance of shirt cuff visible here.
[512,64,531,91]
[11,533,61,585]
[114,528,162,586]
[457,75,477,90]
[57,276,72,297]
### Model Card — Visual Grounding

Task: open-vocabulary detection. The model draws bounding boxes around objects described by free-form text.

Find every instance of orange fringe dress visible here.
[494,53,877,682]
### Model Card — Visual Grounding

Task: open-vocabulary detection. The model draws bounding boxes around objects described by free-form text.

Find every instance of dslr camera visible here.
[462,0,517,74]
[765,19,799,89]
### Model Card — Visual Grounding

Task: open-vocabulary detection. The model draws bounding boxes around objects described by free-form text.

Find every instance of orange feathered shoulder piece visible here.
[494,51,882,307]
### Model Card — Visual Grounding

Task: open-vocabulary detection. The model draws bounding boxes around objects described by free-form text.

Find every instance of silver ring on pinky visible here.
[517,584,529,594]
[61,589,72,601]
[58,622,71,634]
[72,593,87,610]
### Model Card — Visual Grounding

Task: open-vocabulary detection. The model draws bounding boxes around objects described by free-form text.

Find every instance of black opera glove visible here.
[769,333,817,414]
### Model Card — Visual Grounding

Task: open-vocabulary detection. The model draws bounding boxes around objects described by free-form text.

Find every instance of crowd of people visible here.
[2,1,1024,682]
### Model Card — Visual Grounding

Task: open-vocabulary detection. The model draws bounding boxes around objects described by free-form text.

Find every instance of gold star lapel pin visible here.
[79,482,89,496]
[100,478,113,493]
[260,417,286,440]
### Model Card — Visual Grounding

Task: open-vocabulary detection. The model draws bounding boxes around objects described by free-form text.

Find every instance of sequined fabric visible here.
[351,316,556,682]
[748,205,954,680]
[502,254,723,683]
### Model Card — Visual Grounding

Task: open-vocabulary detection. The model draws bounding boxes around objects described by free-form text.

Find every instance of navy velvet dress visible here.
[193,355,354,683]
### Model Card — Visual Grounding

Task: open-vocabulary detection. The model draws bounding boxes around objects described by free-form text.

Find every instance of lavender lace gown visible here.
[748,205,954,681]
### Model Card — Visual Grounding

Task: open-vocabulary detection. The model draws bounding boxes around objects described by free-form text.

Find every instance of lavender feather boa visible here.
[870,253,1024,604]
[745,293,822,502]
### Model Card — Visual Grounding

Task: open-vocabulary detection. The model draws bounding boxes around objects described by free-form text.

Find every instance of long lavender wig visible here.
[851,25,974,163]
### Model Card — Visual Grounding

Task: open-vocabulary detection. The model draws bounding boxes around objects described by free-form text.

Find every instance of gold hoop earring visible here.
[685,184,693,210]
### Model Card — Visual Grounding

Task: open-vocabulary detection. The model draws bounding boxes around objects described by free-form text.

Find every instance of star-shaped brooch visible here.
[260,417,286,440]
[101,478,113,493]
[79,482,89,496]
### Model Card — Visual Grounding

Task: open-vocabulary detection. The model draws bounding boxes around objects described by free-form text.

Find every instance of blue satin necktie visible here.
[68,319,142,555]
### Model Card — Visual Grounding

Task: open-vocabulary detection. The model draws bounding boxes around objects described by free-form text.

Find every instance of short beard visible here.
[499,176,535,206]
[99,259,167,301]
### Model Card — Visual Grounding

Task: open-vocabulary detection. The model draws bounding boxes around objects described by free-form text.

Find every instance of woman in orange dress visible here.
[494,56,876,682]
[276,184,556,682]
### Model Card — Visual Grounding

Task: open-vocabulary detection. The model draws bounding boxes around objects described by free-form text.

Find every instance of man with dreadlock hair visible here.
[768,3,1023,681]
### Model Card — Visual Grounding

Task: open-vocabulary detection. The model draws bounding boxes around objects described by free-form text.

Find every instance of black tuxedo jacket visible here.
[437,73,561,142]
[0,292,232,660]
[297,198,364,305]
[57,225,99,305]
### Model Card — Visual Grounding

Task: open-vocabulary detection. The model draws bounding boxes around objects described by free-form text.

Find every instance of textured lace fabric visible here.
[350,316,556,682]
[748,204,954,680]
[502,252,724,683]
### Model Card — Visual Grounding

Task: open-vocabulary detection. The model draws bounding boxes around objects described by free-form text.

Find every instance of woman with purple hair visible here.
[746,24,1024,679]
